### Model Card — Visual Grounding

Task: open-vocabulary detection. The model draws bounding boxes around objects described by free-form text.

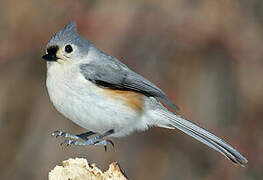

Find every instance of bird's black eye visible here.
[65,44,73,53]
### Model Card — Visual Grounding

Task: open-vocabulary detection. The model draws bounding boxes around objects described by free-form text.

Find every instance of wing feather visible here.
[80,56,179,111]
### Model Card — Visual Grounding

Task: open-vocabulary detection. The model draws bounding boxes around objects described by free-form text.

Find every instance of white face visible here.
[55,43,78,64]
[43,43,80,65]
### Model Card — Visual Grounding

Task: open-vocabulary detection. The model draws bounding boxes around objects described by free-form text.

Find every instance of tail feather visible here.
[157,110,248,166]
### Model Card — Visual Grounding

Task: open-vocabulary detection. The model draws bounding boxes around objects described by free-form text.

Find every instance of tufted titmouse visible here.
[42,22,247,166]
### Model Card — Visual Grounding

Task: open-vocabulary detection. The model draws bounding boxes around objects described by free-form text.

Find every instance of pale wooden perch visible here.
[49,158,127,180]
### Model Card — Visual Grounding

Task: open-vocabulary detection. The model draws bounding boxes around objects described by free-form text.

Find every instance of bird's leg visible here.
[61,129,115,150]
[76,131,96,140]
[52,130,96,140]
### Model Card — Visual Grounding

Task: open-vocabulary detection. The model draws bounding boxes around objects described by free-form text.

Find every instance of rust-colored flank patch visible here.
[102,89,144,113]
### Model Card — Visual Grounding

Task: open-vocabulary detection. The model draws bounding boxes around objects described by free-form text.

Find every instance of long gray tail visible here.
[156,110,248,166]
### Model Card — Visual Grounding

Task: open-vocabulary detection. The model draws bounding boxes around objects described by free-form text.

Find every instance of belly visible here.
[46,71,144,135]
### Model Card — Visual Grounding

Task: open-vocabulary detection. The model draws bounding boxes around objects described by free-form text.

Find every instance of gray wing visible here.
[80,56,179,111]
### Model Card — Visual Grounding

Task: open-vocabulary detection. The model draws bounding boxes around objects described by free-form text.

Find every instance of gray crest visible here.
[47,22,82,47]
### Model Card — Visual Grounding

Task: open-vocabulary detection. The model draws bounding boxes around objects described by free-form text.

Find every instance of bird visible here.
[42,22,248,166]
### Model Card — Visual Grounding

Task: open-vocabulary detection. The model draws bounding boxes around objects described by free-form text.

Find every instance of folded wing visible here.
[80,56,179,111]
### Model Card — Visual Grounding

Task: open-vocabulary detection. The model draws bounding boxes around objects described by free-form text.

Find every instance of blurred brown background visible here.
[0,0,262,179]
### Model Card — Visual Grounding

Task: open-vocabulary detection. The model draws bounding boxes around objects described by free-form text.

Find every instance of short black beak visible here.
[42,53,57,61]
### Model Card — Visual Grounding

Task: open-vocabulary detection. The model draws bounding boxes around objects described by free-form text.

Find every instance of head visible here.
[42,22,91,64]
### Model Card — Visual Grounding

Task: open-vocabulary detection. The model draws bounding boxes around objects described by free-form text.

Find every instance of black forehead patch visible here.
[47,45,59,55]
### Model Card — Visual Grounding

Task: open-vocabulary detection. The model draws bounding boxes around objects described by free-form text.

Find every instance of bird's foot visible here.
[51,130,95,140]
[54,129,115,151]
[60,138,114,151]
[52,130,80,139]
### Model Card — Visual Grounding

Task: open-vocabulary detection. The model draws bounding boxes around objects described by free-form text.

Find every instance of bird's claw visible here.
[60,139,76,146]
[106,140,114,147]
[60,139,114,150]
[52,130,66,138]
[102,140,114,151]
[52,130,80,139]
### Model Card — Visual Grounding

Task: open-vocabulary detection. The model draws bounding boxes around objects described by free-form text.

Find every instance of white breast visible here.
[46,62,149,137]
